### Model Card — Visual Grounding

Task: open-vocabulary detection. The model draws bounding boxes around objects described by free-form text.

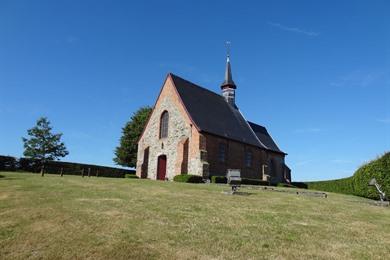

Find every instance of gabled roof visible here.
[247,121,284,154]
[170,73,286,155]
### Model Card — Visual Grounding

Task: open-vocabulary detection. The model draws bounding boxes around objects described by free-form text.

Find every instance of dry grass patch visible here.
[0,172,389,259]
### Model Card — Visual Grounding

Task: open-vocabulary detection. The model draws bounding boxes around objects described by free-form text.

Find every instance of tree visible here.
[114,106,152,168]
[22,117,69,161]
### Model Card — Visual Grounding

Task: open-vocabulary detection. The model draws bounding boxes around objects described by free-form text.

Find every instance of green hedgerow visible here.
[305,152,390,200]
[125,174,139,179]
[173,174,204,183]
[211,176,227,183]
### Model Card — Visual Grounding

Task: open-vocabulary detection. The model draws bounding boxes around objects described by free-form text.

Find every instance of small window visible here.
[159,111,169,138]
[245,151,253,167]
[218,143,226,162]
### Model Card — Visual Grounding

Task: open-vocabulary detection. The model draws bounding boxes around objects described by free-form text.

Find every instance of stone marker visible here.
[226,169,241,194]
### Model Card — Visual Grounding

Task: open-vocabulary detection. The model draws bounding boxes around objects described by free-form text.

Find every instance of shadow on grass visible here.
[222,191,253,196]
[0,172,30,180]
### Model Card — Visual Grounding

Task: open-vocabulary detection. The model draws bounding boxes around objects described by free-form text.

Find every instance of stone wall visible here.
[136,76,204,180]
[135,74,288,183]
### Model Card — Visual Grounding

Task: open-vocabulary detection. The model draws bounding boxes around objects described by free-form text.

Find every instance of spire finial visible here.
[226,41,231,59]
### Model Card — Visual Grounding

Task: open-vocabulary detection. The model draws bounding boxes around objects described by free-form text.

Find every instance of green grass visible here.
[1,172,389,259]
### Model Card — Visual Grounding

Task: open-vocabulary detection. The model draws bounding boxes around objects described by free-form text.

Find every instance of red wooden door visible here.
[157,155,167,180]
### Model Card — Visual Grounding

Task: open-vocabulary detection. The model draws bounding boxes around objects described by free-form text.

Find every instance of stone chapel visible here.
[136,54,291,183]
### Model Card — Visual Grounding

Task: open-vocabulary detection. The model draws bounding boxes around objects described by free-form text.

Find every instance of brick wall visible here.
[136,75,204,180]
[136,74,288,183]
[204,133,286,182]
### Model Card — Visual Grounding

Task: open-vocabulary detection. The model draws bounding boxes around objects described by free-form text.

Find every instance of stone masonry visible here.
[136,74,289,183]
[136,77,205,180]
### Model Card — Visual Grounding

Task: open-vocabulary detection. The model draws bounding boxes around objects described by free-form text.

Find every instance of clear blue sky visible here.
[0,0,389,181]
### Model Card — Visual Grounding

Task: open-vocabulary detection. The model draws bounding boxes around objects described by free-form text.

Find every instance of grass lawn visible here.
[1,172,389,259]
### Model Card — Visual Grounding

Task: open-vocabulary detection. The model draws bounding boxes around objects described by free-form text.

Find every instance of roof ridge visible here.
[247,120,267,130]
[170,73,225,99]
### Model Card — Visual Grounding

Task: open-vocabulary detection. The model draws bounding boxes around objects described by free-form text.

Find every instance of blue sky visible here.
[0,0,389,181]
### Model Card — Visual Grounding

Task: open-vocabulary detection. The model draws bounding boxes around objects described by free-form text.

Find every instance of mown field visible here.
[0,172,389,259]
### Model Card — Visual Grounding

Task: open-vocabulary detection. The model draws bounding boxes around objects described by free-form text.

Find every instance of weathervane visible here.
[225,41,231,58]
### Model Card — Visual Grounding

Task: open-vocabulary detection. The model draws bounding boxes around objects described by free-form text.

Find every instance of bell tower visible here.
[221,42,237,106]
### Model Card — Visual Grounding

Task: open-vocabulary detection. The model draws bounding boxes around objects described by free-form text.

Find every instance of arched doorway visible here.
[157,155,167,180]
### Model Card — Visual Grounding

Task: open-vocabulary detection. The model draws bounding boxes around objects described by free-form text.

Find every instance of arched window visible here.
[159,111,169,138]
[245,150,253,167]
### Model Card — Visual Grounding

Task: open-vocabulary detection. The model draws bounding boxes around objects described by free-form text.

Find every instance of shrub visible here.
[241,178,269,186]
[352,152,390,200]
[173,174,204,183]
[18,157,41,172]
[211,176,227,183]
[291,182,308,189]
[0,156,17,171]
[276,183,297,188]
[125,174,139,179]
[211,176,269,186]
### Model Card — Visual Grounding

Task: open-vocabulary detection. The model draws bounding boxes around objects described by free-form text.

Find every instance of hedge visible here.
[173,174,204,183]
[241,178,269,186]
[211,176,270,186]
[211,176,227,183]
[290,182,308,189]
[352,152,389,200]
[276,183,297,188]
[0,155,135,178]
[125,174,139,179]
[0,156,17,171]
[305,152,390,200]
[305,177,355,196]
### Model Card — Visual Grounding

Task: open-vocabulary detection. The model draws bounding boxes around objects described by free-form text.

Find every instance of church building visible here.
[136,54,291,183]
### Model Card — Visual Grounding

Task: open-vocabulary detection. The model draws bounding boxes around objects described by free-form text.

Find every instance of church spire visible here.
[221,55,236,89]
[221,41,236,106]
[221,41,236,89]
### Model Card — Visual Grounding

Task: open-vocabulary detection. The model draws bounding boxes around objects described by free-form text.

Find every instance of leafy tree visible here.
[114,106,152,168]
[22,117,69,161]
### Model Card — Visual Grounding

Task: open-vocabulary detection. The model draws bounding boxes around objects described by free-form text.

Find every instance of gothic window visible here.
[159,111,169,138]
[245,150,253,167]
[218,143,226,162]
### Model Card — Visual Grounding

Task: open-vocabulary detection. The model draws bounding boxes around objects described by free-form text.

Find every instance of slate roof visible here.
[221,56,236,89]
[247,121,283,153]
[170,73,286,155]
